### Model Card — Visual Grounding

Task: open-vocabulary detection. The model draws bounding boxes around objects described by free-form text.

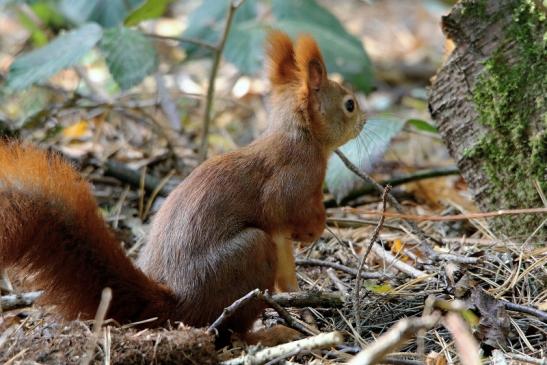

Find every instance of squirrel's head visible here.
[266,31,366,152]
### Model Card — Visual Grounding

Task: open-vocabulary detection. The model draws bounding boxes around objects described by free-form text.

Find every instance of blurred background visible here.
[0,0,472,220]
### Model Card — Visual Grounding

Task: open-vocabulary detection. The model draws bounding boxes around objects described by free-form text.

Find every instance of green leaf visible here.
[180,0,373,91]
[100,27,158,90]
[181,0,258,59]
[407,118,438,133]
[59,0,143,28]
[272,0,373,92]
[124,0,172,26]
[326,117,405,202]
[224,19,266,74]
[7,23,103,90]
[16,9,48,46]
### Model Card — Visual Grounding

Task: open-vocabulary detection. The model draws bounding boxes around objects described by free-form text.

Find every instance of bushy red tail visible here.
[0,142,178,324]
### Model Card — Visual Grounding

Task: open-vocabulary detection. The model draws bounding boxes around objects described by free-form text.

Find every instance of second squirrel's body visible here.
[0,31,365,336]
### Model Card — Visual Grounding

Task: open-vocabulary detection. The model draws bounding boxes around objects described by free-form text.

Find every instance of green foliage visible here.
[16,2,65,46]
[6,0,163,91]
[59,0,143,28]
[100,27,158,90]
[182,0,373,92]
[7,23,103,90]
[16,8,48,46]
[407,118,438,133]
[6,0,373,95]
[124,0,174,26]
[326,117,405,202]
[272,0,373,91]
[181,0,258,58]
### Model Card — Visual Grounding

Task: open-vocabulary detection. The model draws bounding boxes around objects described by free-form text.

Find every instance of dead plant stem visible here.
[354,186,390,337]
[199,0,245,161]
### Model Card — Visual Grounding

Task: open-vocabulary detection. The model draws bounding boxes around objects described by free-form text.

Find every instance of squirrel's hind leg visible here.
[203,228,278,335]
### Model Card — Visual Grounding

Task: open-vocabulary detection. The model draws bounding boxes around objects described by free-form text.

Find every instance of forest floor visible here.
[0,0,545,364]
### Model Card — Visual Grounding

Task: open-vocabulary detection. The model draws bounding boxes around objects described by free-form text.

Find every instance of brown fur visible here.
[0,31,365,335]
[0,143,178,324]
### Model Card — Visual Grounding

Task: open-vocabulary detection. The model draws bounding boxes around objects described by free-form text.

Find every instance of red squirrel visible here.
[0,31,365,335]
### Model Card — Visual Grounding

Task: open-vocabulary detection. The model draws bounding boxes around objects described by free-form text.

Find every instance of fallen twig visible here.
[207,288,261,334]
[100,159,172,197]
[443,312,481,365]
[347,207,547,222]
[0,290,42,311]
[261,290,318,336]
[221,331,344,365]
[348,313,441,365]
[370,244,429,279]
[354,186,390,336]
[296,258,392,280]
[326,268,349,296]
[81,287,112,365]
[503,301,547,323]
[437,253,481,264]
[271,291,346,308]
[326,217,402,231]
[506,353,547,365]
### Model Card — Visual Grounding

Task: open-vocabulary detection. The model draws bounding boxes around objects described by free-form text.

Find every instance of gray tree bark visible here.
[428,0,546,240]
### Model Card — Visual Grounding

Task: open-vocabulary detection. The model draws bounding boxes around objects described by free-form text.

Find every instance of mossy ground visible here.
[467,0,546,239]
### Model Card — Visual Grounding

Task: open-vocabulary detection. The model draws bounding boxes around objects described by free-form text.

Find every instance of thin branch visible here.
[370,243,429,279]
[261,290,318,336]
[271,291,346,308]
[354,186,390,336]
[154,72,182,132]
[199,0,245,161]
[348,313,441,365]
[145,33,216,50]
[296,258,393,280]
[443,312,481,365]
[0,291,42,311]
[326,268,349,295]
[326,217,403,231]
[325,166,460,207]
[99,159,172,197]
[221,331,344,365]
[436,253,481,264]
[503,301,547,323]
[334,149,438,253]
[207,288,261,334]
[347,207,547,222]
[506,353,547,365]
[81,287,112,365]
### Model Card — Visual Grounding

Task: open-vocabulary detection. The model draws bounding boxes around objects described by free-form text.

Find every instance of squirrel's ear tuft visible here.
[266,30,298,87]
[295,34,327,92]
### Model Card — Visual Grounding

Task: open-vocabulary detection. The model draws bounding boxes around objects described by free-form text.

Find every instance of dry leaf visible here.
[468,288,510,349]
[62,120,90,140]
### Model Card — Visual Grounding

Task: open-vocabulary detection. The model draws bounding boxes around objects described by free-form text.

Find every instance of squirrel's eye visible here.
[345,98,355,113]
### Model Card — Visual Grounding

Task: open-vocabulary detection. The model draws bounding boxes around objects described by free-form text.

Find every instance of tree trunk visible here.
[428,0,546,240]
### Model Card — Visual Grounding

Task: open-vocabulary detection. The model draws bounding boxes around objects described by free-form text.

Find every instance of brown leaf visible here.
[467,288,510,349]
